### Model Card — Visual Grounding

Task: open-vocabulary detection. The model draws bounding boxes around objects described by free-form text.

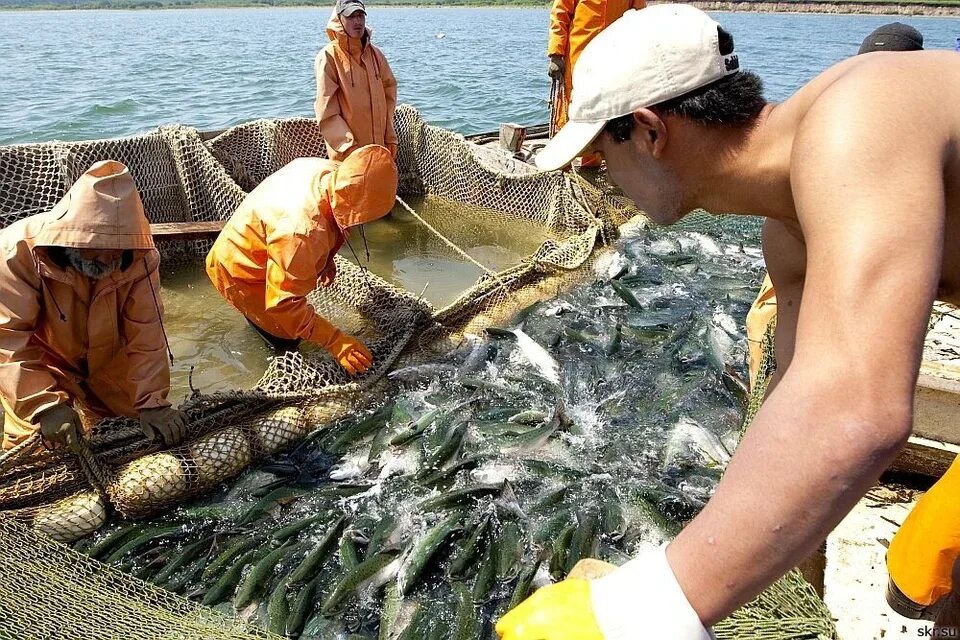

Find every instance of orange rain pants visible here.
[547,0,645,133]
[887,454,960,611]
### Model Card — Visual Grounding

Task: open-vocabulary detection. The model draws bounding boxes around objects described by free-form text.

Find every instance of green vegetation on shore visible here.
[3,0,960,10]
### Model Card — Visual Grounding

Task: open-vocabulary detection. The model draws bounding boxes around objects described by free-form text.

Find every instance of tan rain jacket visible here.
[314,11,398,161]
[0,161,172,448]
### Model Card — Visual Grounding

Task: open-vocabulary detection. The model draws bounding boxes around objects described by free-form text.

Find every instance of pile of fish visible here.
[72,226,764,639]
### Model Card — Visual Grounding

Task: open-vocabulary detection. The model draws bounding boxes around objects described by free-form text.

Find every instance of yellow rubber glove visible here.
[324,330,373,376]
[496,579,604,640]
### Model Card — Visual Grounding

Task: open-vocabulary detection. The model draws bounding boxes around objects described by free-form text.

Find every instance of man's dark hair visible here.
[604,27,767,143]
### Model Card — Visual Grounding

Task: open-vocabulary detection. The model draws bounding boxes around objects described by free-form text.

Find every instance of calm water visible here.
[1,8,959,145]
[161,194,552,397]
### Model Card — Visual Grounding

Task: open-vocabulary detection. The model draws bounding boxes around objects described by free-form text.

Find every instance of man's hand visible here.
[319,260,337,288]
[324,331,373,376]
[36,404,83,451]
[497,547,713,640]
[548,54,565,81]
[140,407,188,447]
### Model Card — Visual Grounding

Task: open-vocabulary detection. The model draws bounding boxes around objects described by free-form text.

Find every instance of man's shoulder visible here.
[790,52,960,135]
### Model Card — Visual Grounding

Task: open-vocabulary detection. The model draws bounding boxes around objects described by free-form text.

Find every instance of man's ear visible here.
[632,109,668,158]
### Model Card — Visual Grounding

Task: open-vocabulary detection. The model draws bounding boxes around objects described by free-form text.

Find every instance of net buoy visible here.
[33,491,107,543]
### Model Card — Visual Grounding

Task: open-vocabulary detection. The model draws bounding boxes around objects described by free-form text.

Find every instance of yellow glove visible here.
[323,330,373,376]
[496,579,604,640]
[498,547,714,640]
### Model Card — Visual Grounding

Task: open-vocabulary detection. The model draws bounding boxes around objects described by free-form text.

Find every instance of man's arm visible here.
[670,82,946,624]
[314,50,356,156]
[380,52,399,148]
[547,0,575,58]
[120,253,172,411]
[0,241,68,422]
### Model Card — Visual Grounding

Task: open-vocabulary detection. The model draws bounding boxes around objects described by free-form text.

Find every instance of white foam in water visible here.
[512,329,560,385]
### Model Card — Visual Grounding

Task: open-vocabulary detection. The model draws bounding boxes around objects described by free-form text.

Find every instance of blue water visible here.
[0,7,959,144]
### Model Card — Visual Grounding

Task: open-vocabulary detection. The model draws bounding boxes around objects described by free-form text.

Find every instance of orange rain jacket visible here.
[205,145,399,345]
[0,160,172,449]
[315,11,398,162]
[888,454,960,609]
[548,0,645,131]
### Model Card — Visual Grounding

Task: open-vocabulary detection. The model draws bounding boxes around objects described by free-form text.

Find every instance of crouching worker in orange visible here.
[205,144,398,376]
[0,160,187,452]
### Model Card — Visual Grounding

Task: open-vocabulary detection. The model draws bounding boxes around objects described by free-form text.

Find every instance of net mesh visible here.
[0,106,834,639]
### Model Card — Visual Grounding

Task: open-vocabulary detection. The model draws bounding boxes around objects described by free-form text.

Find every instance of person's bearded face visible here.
[64,248,122,280]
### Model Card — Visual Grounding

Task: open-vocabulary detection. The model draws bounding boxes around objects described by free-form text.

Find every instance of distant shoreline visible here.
[3,0,960,15]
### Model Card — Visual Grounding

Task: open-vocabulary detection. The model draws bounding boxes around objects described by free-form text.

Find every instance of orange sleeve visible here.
[0,239,68,423]
[314,49,356,156]
[121,254,172,412]
[263,220,340,345]
[547,0,577,57]
[631,0,646,10]
[380,52,399,147]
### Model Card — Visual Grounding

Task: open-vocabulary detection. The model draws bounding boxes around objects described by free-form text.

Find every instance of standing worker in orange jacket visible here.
[205,145,398,376]
[0,161,187,452]
[547,0,645,136]
[315,0,399,162]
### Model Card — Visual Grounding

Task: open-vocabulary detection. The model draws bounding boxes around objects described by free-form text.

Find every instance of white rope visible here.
[394,196,508,291]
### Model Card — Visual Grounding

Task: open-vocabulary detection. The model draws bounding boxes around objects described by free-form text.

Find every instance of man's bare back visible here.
[755,51,960,370]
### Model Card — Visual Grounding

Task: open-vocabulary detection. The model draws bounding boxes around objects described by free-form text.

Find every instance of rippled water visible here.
[2,8,960,145]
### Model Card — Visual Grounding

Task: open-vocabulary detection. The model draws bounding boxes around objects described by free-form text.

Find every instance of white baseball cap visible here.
[536,4,741,172]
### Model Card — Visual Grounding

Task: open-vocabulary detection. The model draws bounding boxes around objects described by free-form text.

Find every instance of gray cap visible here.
[336,0,365,16]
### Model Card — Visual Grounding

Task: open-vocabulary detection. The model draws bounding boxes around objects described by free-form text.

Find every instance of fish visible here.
[663,416,732,470]
[321,550,400,615]
[234,540,301,609]
[593,251,630,281]
[397,511,464,595]
[330,454,372,482]
[287,515,347,586]
[388,363,457,384]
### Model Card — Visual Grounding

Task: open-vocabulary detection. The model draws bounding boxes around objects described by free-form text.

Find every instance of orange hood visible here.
[326,8,372,49]
[323,144,398,230]
[27,160,154,252]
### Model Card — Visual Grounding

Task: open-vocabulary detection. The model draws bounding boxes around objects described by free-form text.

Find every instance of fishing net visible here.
[0,106,835,639]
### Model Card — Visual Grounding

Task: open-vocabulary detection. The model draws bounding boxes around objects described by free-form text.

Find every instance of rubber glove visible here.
[548,54,565,81]
[36,403,83,451]
[497,546,714,640]
[140,406,188,447]
[319,260,337,288]
[323,330,373,376]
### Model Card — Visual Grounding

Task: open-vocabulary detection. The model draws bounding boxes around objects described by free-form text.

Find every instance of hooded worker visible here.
[547,0,645,138]
[0,160,187,452]
[205,144,398,376]
[315,0,398,162]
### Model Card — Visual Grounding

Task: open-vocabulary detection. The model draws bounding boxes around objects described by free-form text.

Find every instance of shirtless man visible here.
[496,5,960,638]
